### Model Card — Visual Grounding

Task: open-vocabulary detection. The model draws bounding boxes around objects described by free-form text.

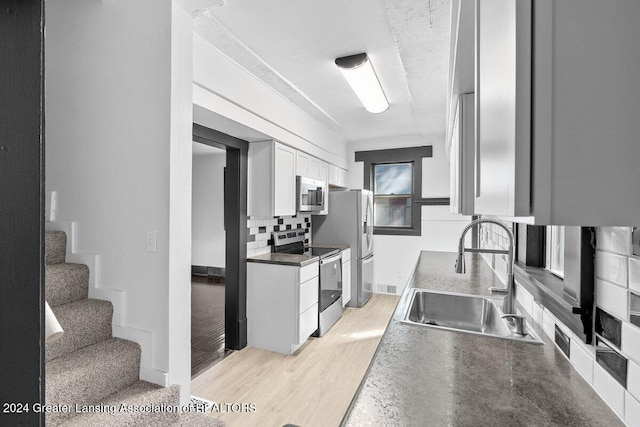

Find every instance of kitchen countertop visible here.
[343,251,622,426]
[247,252,318,267]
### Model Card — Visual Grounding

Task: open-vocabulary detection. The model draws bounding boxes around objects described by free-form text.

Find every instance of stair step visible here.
[46,299,113,362]
[46,338,141,426]
[46,263,89,307]
[46,230,67,265]
[59,381,181,427]
[172,412,226,426]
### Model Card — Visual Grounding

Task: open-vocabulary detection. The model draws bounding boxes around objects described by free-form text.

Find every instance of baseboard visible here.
[112,324,167,386]
[191,265,226,278]
[139,366,169,387]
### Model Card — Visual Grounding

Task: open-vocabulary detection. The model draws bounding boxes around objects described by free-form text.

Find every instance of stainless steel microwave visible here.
[297,176,325,212]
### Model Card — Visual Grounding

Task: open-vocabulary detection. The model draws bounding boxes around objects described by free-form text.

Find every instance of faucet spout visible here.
[455,218,516,315]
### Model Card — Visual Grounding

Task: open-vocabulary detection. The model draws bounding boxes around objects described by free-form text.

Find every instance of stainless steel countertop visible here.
[343,251,622,426]
[247,252,319,267]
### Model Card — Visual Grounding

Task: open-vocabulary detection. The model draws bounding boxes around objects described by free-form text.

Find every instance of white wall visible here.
[192,151,226,267]
[45,0,193,402]
[348,136,470,294]
[192,34,349,169]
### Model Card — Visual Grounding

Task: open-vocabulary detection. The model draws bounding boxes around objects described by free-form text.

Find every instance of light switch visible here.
[146,230,157,253]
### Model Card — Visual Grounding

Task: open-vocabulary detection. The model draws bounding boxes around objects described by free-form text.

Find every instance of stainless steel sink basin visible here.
[401,289,543,344]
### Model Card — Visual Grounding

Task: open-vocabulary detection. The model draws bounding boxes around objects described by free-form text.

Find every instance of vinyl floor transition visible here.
[191,275,229,378]
[191,293,400,427]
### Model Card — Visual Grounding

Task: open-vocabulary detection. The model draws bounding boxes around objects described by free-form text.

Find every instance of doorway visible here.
[191,142,228,376]
[191,124,248,377]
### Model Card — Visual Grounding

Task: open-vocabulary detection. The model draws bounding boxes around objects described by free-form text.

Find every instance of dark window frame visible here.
[355,146,449,236]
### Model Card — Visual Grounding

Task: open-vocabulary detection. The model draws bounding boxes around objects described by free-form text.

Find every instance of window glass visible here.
[546,226,565,278]
[374,163,412,228]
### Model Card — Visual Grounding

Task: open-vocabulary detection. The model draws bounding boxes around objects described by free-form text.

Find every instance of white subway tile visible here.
[630,257,640,294]
[596,251,628,287]
[596,279,628,321]
[255,246,271,256]
[570,337,594,384]
[626,391,640,427]
[629,360,640,402]
[623,322,640,366]
[515,284,534,316]
[542,309,556,340]
[531,302,544,327]
[599,227,632,255]
[593,363,626,417]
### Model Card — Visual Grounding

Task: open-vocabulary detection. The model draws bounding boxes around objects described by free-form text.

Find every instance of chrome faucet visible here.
[455,218,516,315]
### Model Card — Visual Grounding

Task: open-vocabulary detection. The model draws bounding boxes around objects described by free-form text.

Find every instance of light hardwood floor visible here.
[191,293,400,427]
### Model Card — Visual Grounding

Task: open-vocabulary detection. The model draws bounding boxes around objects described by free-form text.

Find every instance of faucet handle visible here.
[501,314,526,335]
[489,287,508,296]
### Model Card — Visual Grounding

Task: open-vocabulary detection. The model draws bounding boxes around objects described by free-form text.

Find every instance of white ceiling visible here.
[182,0,451,146]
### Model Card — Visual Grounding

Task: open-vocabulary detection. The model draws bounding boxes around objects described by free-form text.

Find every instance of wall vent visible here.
[377,284,398,294]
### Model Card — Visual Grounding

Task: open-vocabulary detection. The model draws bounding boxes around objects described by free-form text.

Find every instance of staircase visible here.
[45,231,223,426]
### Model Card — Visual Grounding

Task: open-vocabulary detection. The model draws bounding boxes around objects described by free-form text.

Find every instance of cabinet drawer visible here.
[299,276,318,314]
[300,261,319,283]
[297,303,318,344]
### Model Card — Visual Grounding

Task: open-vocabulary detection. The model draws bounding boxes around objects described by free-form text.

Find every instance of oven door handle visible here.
[320,254,342,265]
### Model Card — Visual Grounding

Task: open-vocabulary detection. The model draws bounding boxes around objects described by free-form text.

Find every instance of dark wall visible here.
[0,0,45,426]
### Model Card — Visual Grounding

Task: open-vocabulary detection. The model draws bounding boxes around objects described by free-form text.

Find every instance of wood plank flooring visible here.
[191,293,399,427]
[191,276,229,378]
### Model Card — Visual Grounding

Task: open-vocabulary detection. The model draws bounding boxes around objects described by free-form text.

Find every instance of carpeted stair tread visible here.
[46,299,113,362]
[60,381,180,427]
[46,230,67,265]
[46,263,89,307]
[172,412,226,426]
[46,338,141,426]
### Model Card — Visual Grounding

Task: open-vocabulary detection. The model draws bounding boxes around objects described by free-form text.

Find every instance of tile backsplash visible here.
[246,214,311,257]
[479,222,640,424]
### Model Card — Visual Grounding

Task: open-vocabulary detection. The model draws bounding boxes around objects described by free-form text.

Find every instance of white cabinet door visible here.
[296,150,309,176]
[475,0,531,217]
[247,261,319,355]
[342,258,351,307]
[273,143,296,216]
[450,93,475,215]
[248,141,296,217]
[328,164,348,188]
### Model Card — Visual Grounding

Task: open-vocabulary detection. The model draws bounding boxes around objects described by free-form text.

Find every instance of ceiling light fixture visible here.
[335,53,389,114]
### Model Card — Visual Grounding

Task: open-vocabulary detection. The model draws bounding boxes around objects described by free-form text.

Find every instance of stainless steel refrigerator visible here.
[312,189,374,307]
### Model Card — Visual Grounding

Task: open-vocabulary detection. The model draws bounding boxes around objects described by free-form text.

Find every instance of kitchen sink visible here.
[401,289,543,344]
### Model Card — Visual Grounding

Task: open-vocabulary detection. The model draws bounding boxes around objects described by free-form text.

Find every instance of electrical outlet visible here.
[146,230,157,253]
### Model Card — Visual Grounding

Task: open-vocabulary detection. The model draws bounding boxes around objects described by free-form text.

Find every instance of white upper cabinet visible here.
[475,0,531,218]
[449,93,475,215]
[248,140,297,217]
[469,0,640,226]
[295,150,310,177]
[328,164,348,189]
[297,151,327,182]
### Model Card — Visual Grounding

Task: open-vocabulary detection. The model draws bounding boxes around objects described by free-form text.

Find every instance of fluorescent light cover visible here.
[336,54,389,114]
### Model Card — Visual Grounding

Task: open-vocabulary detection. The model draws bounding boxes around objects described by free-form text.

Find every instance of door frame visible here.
[0,0,46,425]
[192,123,248,350]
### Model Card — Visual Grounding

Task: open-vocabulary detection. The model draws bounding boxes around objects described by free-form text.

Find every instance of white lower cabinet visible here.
[247,261,319,355]
[341,248,351,307]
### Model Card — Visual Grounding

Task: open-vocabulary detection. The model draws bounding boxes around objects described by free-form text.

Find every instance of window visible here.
[373,163,413,228]
[354,146,448,236]
[545,225,565,278]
